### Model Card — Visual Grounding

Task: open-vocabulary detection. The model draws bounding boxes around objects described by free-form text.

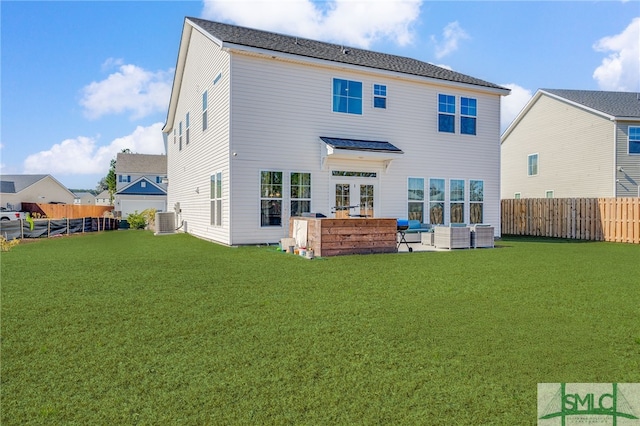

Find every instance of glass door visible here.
[333,181,375,218]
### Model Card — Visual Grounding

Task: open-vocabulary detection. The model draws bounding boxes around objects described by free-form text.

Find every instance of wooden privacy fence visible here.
[501,198,640,244]
[21,203,113,219]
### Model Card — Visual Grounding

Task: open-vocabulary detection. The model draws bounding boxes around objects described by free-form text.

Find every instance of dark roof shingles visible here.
[188,17,507,91]
[542,89,640,118]
[320,137,403,153]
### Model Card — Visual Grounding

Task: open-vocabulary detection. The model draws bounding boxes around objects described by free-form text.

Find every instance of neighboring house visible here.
[73,192,96,205]
[0,174,75,209]
[95,190,112,206]
[501,89,640,199]
[114,153,167,218]
[162,18,510,245]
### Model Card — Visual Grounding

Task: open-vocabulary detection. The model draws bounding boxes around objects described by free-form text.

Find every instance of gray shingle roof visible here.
[187,17,507,91]
[542,89,640,118]
[0,174,48,193]
[116,153,167,174]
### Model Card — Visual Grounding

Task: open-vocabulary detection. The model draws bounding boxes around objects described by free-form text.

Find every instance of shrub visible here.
[141,208,157,230]
[0,235,20,252]
[126,211,147,229]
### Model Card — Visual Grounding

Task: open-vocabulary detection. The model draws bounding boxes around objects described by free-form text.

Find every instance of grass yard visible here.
[1,231,639,424]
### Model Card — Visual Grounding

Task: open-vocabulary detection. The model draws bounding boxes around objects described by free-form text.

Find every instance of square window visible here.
[438,114,455,133]
[333,78,362,114]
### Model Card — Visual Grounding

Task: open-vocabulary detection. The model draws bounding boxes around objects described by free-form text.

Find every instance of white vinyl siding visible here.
[165,27,231,244]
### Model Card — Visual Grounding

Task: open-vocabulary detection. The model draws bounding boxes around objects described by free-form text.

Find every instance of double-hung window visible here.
[260,171,282,227]
[461,97,477,135]
[429,178,445,225]
[202,91,208,131]
[408,178,424,222]
[291,172,311,217]
[179,121,183,151]
[438,94,455,133]
[119,175,131,183]
[210,172,222,226]
[373,84,387,109]
[450,179,465,223]
[469,180,483,224]
[528,154,538,176]
[333,78,362,114]
[629,127,640,154]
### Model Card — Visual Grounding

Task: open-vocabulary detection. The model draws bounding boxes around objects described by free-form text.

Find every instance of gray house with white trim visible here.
[501,89,640,199]
[162,17,510,245]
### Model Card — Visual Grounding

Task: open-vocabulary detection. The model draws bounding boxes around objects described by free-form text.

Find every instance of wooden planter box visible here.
[434,225,470,249]
[289,217,397,257]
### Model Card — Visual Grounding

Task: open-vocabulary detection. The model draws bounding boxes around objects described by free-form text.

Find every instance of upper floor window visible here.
[461,97,477,135]
[373,84,387,109]
[185,112,190,145]
[118,175,131,183]
[202,91,208,131]
[438,94,455,133]
[528,154,538,176]
[156,176,163,184]
[333,78,362,115]
[629,126,640,154]
[178,121,183,151]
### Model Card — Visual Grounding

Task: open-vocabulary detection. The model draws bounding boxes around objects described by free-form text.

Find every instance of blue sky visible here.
[2,1,639,190]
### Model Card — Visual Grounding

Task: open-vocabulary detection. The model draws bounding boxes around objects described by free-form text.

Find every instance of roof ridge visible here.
[187,17,508,92]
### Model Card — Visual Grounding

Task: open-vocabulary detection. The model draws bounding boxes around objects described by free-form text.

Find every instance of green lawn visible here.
[1,231,639,424]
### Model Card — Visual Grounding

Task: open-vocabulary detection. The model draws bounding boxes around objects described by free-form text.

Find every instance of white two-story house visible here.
[162,17,510,245]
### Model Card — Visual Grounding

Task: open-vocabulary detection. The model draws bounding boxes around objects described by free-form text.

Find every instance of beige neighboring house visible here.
[501,89,640,199]
[114,153,167,218]
[73,192,96,205]
[95,190,112,206]
[0,174,75,209]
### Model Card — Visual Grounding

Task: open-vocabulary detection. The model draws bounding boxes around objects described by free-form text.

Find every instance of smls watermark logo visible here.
[538,383,640,425]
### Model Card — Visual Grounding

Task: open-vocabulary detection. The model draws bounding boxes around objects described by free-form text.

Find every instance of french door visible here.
[333,180,375,218]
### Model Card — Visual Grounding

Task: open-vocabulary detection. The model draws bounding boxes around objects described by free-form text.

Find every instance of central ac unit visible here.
[155,212,176,235]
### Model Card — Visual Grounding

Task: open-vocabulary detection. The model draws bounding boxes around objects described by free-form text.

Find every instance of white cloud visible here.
[500,83,533,133]
[201,0,422,48]
[431,21,469,59]
[23,123,165,177]
[80,64,173,120]
[592,17,640,91]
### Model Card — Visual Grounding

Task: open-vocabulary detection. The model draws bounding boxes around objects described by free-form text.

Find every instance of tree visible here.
[98,148,131,205]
